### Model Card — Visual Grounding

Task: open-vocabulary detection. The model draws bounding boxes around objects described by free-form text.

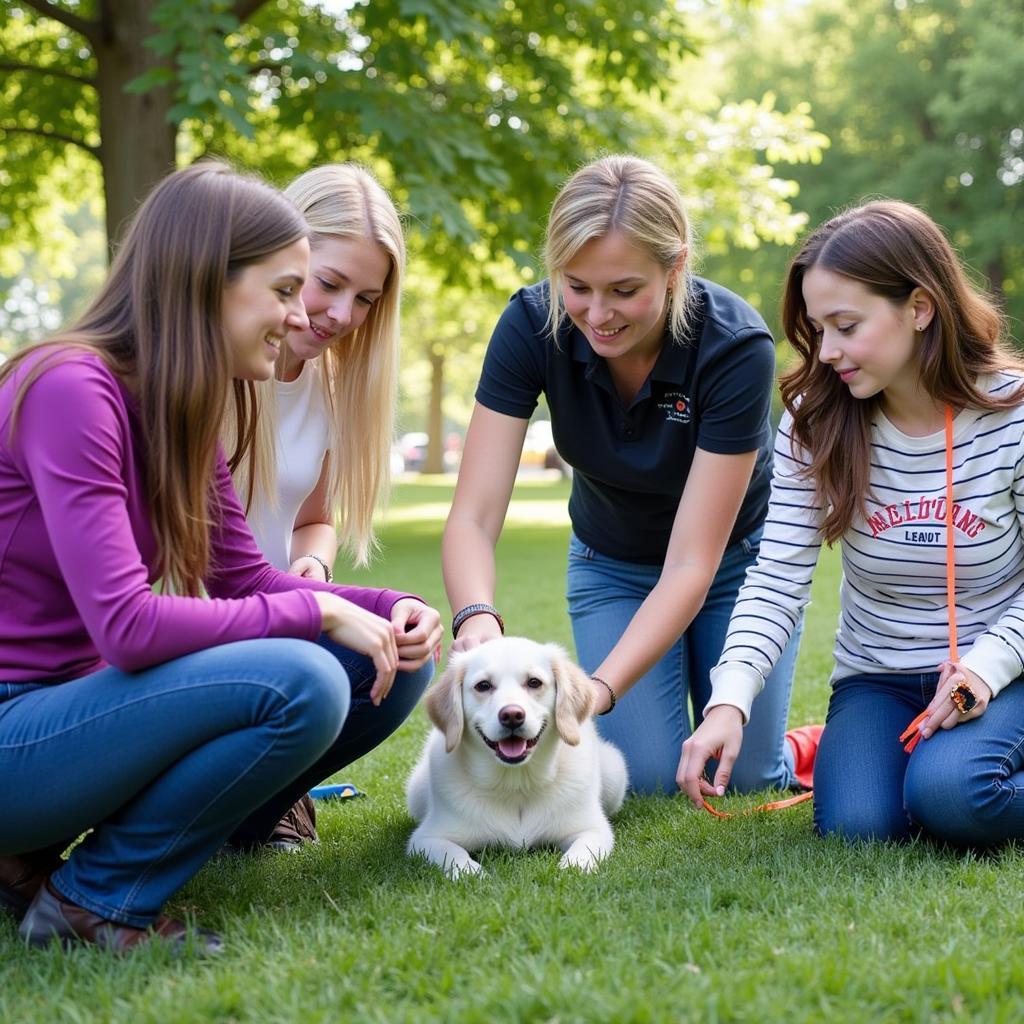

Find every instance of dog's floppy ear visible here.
[425,654,467,753]
[550,644,596,746]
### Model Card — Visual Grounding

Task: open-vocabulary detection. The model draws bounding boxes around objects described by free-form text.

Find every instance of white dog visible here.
[406,636,628,878]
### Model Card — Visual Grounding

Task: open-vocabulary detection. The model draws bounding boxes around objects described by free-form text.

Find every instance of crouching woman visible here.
[0,162,441,953]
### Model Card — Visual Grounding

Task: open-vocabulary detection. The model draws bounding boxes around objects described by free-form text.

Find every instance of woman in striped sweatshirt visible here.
[678,200,1024,844]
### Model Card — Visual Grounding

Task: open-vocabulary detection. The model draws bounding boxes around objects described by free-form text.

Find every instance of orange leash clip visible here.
[900,405,957,754]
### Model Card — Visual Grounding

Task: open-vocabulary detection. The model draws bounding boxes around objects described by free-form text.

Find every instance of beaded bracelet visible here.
[590,675,616,715]
[451,602,505,640]
[301,553,332,583]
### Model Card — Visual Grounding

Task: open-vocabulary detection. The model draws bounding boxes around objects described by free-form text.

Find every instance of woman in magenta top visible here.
[0,162,442,954]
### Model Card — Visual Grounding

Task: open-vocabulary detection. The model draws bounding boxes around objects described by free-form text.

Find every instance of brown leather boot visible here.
[0,849,64,920]
[18,881,223,956]
[265,793,318,853]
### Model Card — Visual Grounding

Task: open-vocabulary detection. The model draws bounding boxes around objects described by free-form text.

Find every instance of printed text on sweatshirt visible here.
[709,373,1024,721]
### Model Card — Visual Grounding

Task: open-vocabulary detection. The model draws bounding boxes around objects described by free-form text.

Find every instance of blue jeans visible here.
[567,529,801,795]
[814,672,1024,845]
[0,635,431,926]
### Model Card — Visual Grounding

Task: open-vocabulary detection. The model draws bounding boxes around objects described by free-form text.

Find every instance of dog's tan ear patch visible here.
[551,646,596,746]
[425,656,466,753]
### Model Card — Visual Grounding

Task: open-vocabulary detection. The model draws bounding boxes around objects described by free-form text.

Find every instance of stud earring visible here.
[916,324,926,332]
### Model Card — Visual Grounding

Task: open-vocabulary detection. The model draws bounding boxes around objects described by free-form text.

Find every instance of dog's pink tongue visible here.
[498,736,528,759]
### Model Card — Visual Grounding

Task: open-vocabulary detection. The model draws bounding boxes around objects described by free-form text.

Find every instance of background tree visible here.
[3,0,831,456]
[1,0,689,264]
[705,0,1024,334]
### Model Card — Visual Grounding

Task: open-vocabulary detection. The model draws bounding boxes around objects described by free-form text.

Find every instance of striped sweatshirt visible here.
[709,373,1024,722]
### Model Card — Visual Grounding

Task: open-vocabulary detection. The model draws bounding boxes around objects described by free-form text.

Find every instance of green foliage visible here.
[0,5,100,267]
[710,0,1024,332]
[1,0,692,287]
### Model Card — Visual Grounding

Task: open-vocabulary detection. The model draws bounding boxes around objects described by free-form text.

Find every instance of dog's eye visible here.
[526,676,543,689]
[473,680,493,693]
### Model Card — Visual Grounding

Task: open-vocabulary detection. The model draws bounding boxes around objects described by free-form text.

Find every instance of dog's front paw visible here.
[444,856,484,880]
[559,848,600,872]
[559,834,612,872]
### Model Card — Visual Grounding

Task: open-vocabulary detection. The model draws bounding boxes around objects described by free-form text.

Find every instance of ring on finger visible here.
[950,680,978,715]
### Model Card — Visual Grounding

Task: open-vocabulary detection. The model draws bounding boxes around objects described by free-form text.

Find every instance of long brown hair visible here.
[0,161,308,593]
[781,199,1022,543]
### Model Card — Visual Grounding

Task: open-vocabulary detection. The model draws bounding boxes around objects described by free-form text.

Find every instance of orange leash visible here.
[900,404,957,754]
[701,790,813,819]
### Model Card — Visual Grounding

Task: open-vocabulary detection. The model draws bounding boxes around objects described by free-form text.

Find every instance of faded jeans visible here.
[0,635,431,926]
[567,528,802,795]
[814,670,1024,845]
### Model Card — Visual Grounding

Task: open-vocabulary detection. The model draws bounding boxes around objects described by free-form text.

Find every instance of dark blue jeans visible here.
[814,671,1024,845]
[567,528,802,795]
[0,635,431,927]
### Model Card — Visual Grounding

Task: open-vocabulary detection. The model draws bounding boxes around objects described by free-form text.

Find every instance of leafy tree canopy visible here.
[716,0,1024,326]
[1,0,691,286]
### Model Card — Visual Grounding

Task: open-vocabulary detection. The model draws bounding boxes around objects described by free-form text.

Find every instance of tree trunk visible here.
[424,348,445,475]
[94,0,177,248]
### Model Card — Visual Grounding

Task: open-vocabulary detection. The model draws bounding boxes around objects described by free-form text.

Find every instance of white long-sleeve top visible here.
[709,373,1024,722]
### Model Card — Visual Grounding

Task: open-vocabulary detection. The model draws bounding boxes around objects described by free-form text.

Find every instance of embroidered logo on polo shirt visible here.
[658,390,691,424]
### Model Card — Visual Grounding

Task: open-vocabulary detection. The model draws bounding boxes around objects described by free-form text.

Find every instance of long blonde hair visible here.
[1,161,308,595]
[544,155,695,342]
[232,164,405,567]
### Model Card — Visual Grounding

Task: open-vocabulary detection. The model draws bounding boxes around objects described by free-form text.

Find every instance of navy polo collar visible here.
[568,323,694,390]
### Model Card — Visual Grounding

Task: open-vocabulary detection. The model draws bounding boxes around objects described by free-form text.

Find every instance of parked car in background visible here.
[521,420,570,477]
[398,432,429,473]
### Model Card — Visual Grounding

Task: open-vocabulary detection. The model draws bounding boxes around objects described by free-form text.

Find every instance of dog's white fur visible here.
[406,636,627,877]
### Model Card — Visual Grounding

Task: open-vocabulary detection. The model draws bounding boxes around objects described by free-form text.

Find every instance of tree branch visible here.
[233,0,271,23]
[15,0,101,46]
[0,60,96,86]
[0,123,100,157]
[247,61,286,76]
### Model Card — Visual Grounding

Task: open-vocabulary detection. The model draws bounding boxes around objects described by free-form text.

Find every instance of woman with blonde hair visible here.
[229,163,423,851]
[237,162,403,573]
[0,161,442,952]
[443,154,813,795]
[680,200,1024,845]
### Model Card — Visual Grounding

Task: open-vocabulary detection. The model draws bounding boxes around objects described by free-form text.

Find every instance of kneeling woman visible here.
[443,155,805,795]
[681,200,1024,845]
[0,162,441,952]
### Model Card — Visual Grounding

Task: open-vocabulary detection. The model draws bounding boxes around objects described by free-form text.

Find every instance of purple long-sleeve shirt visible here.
[0,351,408,683]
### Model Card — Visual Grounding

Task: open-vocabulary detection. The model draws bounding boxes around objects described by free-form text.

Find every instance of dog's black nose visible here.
[498,704,526,729]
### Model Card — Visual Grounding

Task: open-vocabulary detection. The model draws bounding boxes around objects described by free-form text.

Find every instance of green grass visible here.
[4,475,1024,1023]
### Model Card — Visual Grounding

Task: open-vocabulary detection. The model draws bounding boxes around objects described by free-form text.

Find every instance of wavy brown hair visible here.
[0,161,308,594]
[780,199,1022,543]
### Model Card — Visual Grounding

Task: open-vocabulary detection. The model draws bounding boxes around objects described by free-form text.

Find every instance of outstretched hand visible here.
[676,705,745,809]
[449,613,503,655]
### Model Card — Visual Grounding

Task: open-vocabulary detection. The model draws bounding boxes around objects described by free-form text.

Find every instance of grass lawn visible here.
[4,474,1024,1023]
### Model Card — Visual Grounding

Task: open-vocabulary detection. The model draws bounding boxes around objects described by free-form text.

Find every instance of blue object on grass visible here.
[310,783,364,800]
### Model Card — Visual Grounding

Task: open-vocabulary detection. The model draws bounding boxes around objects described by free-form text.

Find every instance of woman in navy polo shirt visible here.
[442,154,817,795]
